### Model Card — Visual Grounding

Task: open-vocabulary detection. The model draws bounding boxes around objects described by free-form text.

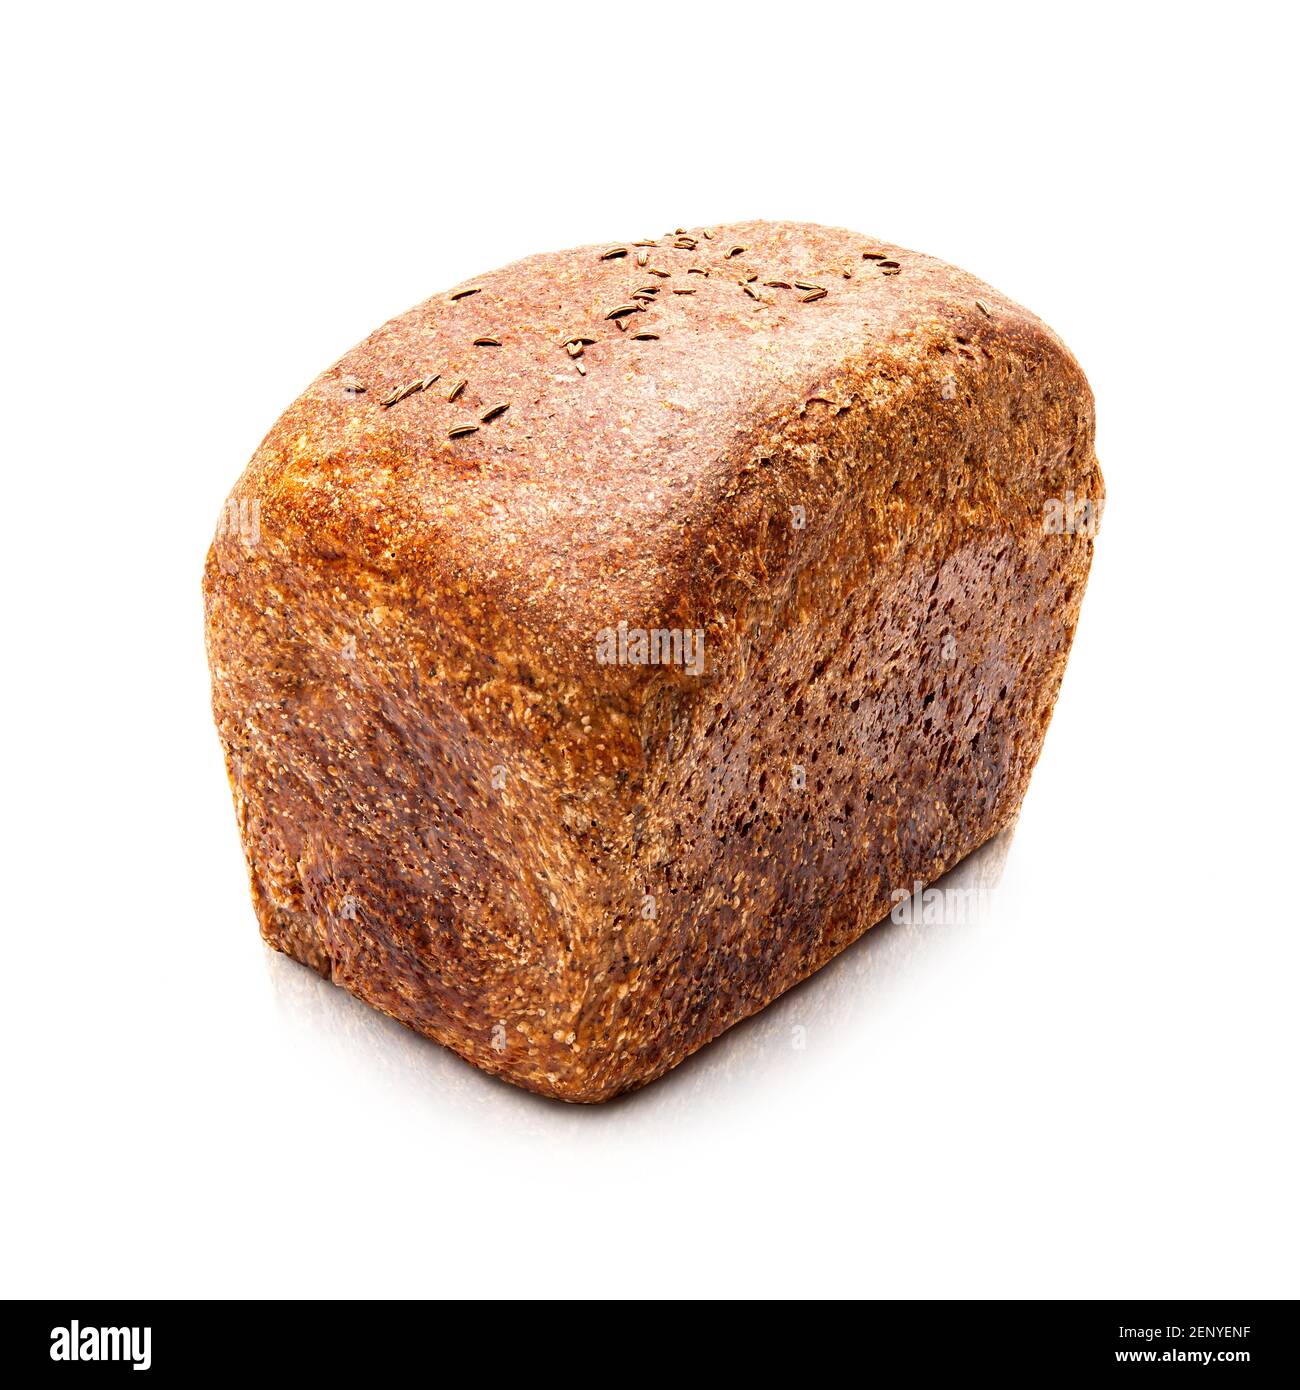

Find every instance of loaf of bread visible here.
[204,221,1102,1101]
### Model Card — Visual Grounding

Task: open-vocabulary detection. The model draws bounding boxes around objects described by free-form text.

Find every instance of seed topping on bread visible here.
[363,226,913,448]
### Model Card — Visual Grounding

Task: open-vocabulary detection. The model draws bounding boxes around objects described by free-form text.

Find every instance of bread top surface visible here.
[225,221,1095,687]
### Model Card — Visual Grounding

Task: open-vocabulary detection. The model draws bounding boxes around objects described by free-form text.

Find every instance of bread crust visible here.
[204,221,1102,1101]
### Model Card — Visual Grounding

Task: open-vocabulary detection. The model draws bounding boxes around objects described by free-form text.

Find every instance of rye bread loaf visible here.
[204,220,1103,1102]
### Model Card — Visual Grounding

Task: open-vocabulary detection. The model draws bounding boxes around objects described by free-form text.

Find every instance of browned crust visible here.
[204,221,1103,1101]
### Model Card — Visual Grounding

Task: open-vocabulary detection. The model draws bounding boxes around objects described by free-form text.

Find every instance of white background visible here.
[2,2,1295,1299]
